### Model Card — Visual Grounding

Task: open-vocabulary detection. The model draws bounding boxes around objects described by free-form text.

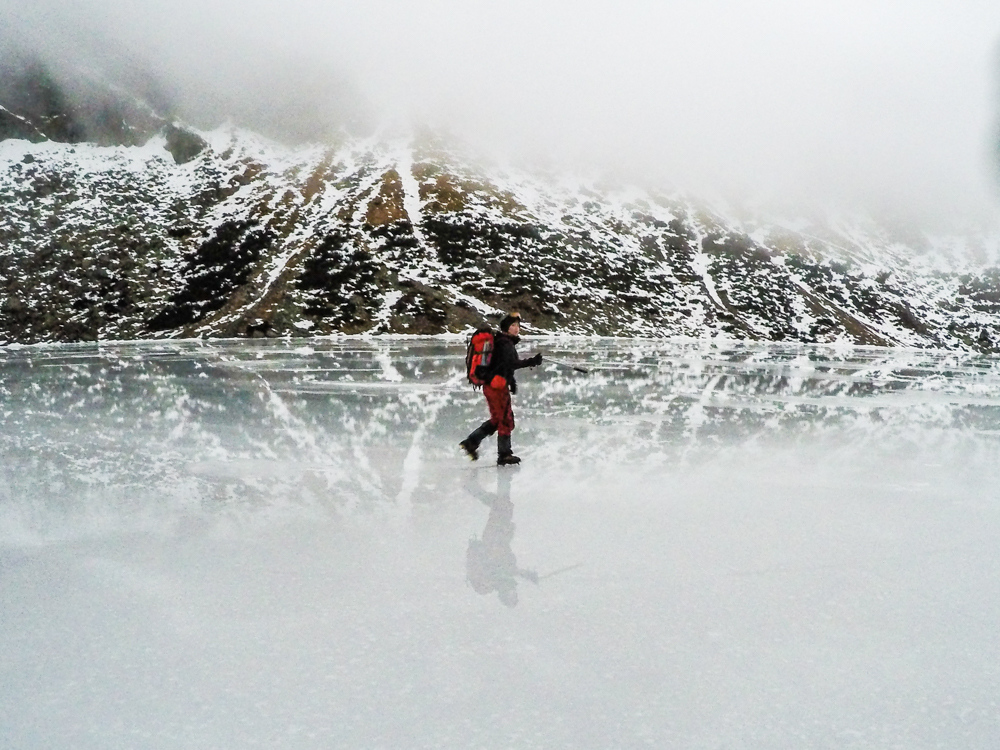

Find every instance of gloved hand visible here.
[489,374,507,389]
[526,353,542,367]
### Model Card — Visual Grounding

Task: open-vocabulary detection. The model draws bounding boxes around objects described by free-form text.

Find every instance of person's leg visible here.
[461,386,507,460]
[483,385,508,431]
[497,434,519,464]
[494,389,519,465]
[481,384,518,464]
[459,420,496,460]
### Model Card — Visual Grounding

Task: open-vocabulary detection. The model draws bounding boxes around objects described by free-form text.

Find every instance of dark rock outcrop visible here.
[164,124,207,165]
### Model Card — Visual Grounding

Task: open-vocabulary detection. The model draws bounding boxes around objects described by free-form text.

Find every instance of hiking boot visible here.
[460,421,496,461]
[497,434,519,465]
[459,439,479,461]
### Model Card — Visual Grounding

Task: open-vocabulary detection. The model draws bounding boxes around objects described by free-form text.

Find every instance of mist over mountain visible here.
[3,2,1000,347]
[6,0,1000,221]
[0,0,371,144]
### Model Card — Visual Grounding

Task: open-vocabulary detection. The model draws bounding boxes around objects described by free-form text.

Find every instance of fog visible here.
[4,1,1000,226]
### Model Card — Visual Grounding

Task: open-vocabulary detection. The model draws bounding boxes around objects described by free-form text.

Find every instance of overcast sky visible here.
[6,0,1000,228]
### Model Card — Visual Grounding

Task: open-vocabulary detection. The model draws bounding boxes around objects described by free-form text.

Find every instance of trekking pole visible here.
[547,358,590,374]
[537,563,584,581]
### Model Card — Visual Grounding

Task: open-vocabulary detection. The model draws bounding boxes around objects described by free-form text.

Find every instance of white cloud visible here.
[4,0,1000,228]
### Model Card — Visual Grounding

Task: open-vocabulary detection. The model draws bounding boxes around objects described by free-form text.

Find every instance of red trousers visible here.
[483,384,515,436]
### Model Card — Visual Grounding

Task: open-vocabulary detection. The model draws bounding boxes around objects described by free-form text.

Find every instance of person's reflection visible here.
[465,467,538,607]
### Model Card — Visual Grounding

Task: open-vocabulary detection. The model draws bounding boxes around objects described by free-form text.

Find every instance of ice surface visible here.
[2,337,1000,748]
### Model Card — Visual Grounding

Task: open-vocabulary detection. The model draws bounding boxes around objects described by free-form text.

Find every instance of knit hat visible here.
[499,312,522,332]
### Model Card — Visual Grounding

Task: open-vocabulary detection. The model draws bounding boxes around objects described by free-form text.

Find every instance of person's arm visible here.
[514,352,542,370]
[516,567,539,584]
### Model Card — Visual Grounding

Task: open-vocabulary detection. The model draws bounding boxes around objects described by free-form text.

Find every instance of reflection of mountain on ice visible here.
[3,338,1000,747]
[3,337,1000,541]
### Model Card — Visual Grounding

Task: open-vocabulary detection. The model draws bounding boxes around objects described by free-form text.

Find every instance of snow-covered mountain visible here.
[3,64,1000,349]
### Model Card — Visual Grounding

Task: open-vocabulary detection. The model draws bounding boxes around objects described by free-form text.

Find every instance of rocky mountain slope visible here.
[3,64,1000,349]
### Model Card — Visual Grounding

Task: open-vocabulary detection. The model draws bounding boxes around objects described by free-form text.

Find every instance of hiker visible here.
[460,312,542,465]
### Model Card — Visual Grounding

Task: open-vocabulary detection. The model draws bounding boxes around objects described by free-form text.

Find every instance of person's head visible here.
[499,312,522,336]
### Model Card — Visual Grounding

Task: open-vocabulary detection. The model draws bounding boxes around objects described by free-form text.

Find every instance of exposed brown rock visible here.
[365,169,408,226]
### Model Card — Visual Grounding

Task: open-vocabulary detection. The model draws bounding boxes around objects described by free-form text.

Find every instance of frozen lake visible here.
[2,337,1000,748]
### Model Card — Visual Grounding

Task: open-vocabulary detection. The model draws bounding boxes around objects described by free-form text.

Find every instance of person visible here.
[459,311,542,465]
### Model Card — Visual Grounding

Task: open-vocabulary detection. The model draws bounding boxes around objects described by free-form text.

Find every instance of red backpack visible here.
[466,328,495,387]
